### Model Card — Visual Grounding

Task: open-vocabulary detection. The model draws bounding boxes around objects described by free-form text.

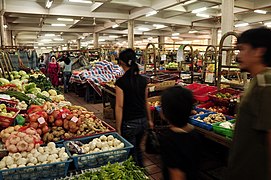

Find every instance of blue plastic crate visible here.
[190,108,211,117]
[190,112,234,131]
[64,132,133,170]
[0,159,72,180]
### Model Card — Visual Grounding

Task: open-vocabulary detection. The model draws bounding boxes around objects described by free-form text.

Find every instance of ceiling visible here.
[2,0,271,49]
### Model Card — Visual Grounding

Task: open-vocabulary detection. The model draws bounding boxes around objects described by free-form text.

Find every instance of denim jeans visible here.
[63,72,72,92]
[121,117,147,167]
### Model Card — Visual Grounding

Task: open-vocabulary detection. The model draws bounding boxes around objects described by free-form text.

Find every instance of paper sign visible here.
[38,117,46,124]
[71,116,78,123]
[205,73,214,83]
[62,113,67,119]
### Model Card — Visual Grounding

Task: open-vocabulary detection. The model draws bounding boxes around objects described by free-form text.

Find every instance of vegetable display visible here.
[196,113,227,124]
[70,158,149,180]
[219,121,235,129]
[0,142,68,169]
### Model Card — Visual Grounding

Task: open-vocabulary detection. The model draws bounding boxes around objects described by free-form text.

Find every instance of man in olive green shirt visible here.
[226,27,271,180]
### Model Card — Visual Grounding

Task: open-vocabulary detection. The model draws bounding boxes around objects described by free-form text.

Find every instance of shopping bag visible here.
[145,129,160,154]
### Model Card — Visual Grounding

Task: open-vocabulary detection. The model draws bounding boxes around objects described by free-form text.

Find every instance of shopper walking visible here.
[62,53,72,93]
[159,86,200,180]
[115,48,153,167]
[226,27,271,180]
[47,56,60,87]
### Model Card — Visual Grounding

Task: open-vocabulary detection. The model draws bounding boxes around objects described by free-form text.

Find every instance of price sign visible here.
[38,117,46,124]
[71,116,78,123]
[62,113,67,119]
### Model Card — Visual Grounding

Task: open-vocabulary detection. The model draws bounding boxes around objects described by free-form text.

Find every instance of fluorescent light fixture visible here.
[109,35,118,38]
[122,34,127,37]
[172,33,180,36]
[188,29,198,33]
[38,43,44,45]
[46,0,53,8]
[146,10,158,17]
[264,22,271,26]
[112,24,119,28]
[51,24,66,27]
[53,38,64,41]
[183,0,197,5]
[192,7,207,14]
[148,37,153,40]
[153,24,167,29]
[196,13,210,18]
[57,18,74,21]
[234,23,249,27]
[171,36,179,39]
[254,10,267,14]
[267,24,271,28]
[47,47,52,49]
[41,39,52,42]
[3,25,8,29]
[99,39,105,42]
[41,47,46,50]
[45,34,55,37]
[138,27,150,31]
[68,0,92,4]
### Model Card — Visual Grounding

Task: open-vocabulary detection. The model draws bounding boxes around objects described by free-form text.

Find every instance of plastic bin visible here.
[213,119,236,138]
[185,83,207,92]
[64,132,133,170]
[0,98,18,108]
[193,86,217,102]
[0,108,20,128]
[0,160,72,180]
[208,88,240,105]
[190,107,211,117]
[190,112,234,131]
[197,101,229,115]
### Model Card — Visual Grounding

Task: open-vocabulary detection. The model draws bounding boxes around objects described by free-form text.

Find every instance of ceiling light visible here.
[3,25,8,29]
[196,13,210,18]
[51,24,66,26]
[234,23,249,27]
[254,10,267,14]
[182,0,197,5]
[122,34,127,37]
[112,24,119,28]
[53,38,64,41]
[57,18,74,21]
[267,24,271,28]
[47,47,52,49]
[148,37,153,40]
[264,22,271,26]
[41,39,52,42]
[41,47,46,49]
[138,27,150,31]
[171,37,179,39]
[172,33,180,36]
[46,0,53,8]
[192,7,207,14]
[68,0,92,4]
[99,39,105,42]
[146,10,158,17]
[44,34,55,37]
[153,24,167,29]
[38,43,44,45]
[188,29,198,33]
[109,35,118,38]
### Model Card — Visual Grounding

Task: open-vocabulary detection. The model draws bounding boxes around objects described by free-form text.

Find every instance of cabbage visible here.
[11,71,19,76]
[0,78,9,86]
[21,75,29,80]
[28,88,41,95]
[19,70,27,76]
[41,91,50,97]
[48,89,57,96]
[24,83,36,92]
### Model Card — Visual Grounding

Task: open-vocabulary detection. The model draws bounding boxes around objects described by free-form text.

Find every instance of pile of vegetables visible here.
[28,75,53,92]
[4,127,42,153]
[70,158,149,180]
[219,121,235,129]
[0,125,22,143]
[0,104,16,117]
[67,135,124,155]
[9,71,29,81]
[196,113,227,124]
[0,142,69,169]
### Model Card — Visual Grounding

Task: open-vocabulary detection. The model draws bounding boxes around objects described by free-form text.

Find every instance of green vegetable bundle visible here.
[28,75,53,91]
[72,158,149,180]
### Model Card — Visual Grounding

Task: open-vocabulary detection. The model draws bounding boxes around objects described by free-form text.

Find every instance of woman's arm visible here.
[168,168,186,180]
[115,85,124,135]
[145,87,154,129]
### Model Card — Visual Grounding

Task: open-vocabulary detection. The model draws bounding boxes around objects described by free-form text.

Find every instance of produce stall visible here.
[0,69,147,179]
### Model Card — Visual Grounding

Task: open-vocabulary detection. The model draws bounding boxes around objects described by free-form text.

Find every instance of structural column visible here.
[128,20,134,48]
[77,39,81,49]
[158,36,165,50]
[221,0,234,64]
[0,15,5,47]
[67,43,70,50]
[93,32,99,49]
[59,46,62,51]
[210,28,218,46]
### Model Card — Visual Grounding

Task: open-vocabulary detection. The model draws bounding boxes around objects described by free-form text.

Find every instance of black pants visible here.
[122,117,147,167]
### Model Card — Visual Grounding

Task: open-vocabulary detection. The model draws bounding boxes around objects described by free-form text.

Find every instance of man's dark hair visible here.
[237,27,271,67]
[161,86,193,128]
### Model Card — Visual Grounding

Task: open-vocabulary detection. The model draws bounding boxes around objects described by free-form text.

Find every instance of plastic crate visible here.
[208,88,240,105]
[213,119,236,138]
[0,108,20,128]
[63,120,116,141]
[193,86,217,102]
[185,83,207,92]
[190,108,211,117]
[0,98,18,108]
[189,112,234,131]
[64,132,133,170]
[0,160,72,180]
[197,101,229,115]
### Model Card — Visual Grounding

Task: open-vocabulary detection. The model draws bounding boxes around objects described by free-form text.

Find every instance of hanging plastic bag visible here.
[145,129,160,154]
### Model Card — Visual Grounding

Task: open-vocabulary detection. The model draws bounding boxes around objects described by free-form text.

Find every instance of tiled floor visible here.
[64,92,163,179]
[64,92,228,180]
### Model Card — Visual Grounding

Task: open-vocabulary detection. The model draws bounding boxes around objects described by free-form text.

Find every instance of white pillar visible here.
[211,28,218,46]
[93,33,99,49]
[128,20,134,48]
[158,36,165,50]
[0,15,5,47]
[221,0,234,65]
[67,43,70,50]
[77,39,81,49]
